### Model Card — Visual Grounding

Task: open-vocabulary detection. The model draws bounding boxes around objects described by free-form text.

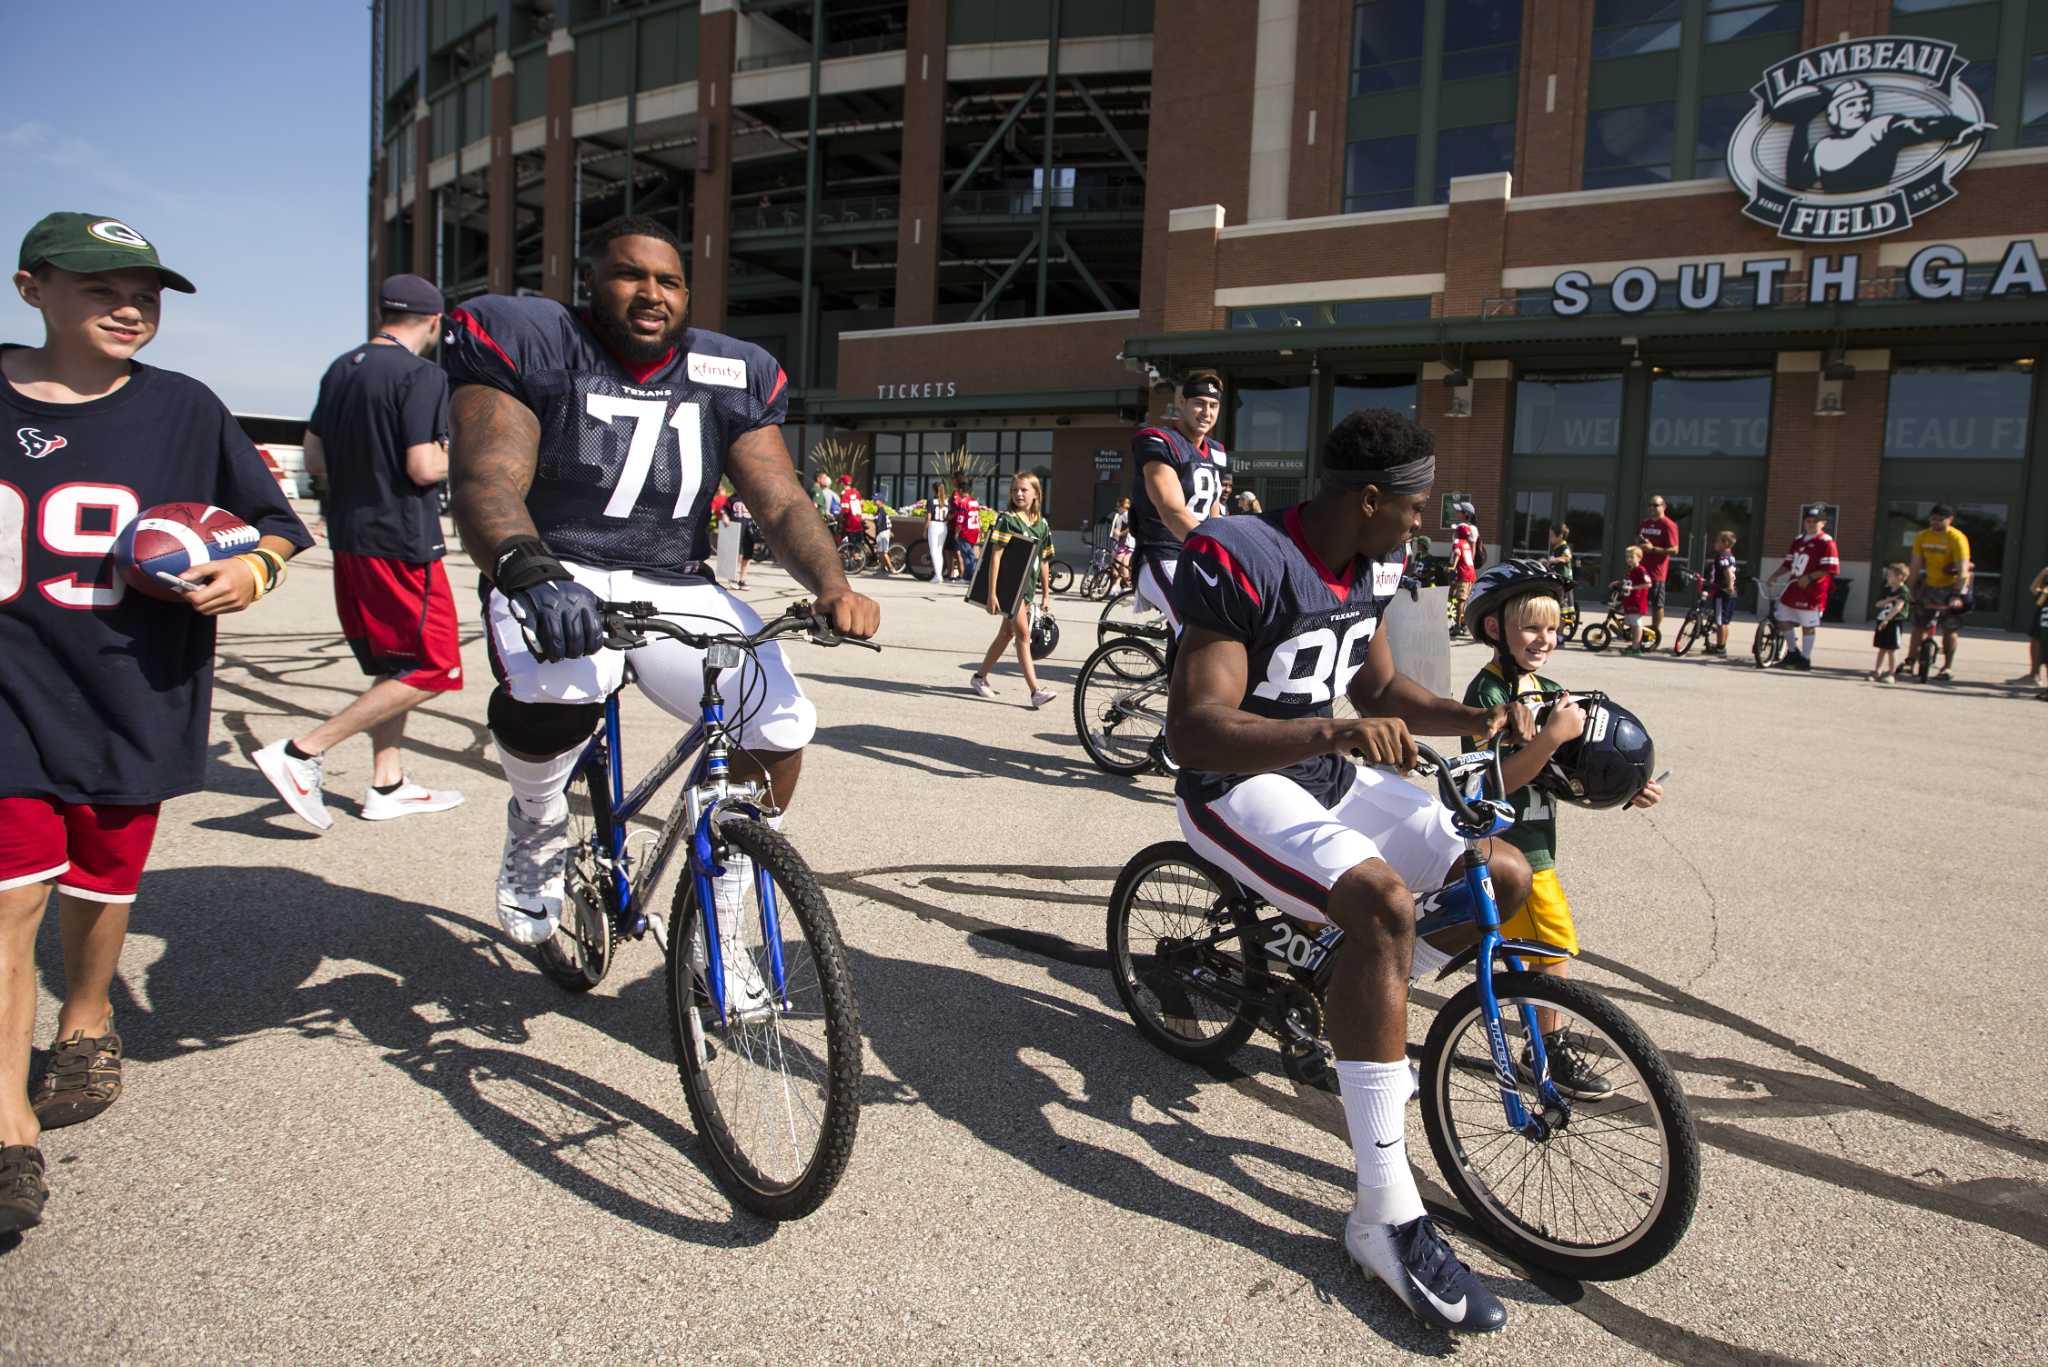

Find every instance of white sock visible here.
[498,746,583,823]
[1800,628,1816,659]
[1336,1058,1427,1226]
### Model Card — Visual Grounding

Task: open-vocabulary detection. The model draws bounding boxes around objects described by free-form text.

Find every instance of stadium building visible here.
[370,0,2048,627]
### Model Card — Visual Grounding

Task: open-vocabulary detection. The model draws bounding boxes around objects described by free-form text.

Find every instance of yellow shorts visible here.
[1497,866,1578,965]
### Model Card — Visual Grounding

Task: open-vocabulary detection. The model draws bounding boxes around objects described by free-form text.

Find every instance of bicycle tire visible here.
[1080,568,1111,600]
[1915,632,1936,682]
[883,544,908,575]
[1418,971,1699,1281]
[1581,623,1611,653]
[837,540,870,575]
[536,761,619,992]
[1106,842,1265,1061]
[1752,619,1778,668]
[1048,560,1074,594]
[1098,589,1172,670]
[1074,638,1169,776]
[1672,611,1702,657]
[668,816,861,1220]
[1643,625,1662,651]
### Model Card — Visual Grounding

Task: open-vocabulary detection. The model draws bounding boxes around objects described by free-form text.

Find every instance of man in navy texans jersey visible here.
[1,212,311,1234]
[1127,370,1228,632]
[442,216,878,957]
[1168,409,1536,1334]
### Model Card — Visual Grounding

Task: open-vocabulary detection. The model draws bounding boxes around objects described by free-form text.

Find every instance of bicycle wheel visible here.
[1098,589,1171,671]
[536,761,618,992]
[1048,560,1074,594]
[1751,620,1778,667]
[1580,623,1612,653]
[1080,568,1109,600]
[1642,625,1662,651]
[1915,632,1936,682]
[837,539,870,575]
[1106,842,1266,1062]
[1074,639,1169,775]
[883,544,908,575]
[1672,610,1702,657]
[668,816,860,1220]
[1418,971,1699,1281]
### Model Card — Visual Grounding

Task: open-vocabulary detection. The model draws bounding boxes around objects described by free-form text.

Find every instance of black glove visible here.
[492,537,604,663]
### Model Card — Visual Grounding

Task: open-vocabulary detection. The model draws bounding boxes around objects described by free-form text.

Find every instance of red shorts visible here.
[332,552,464,692]
[0,798,161,903]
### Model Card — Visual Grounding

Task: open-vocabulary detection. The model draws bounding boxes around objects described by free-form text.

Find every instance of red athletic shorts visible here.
[332,552,464,692]
[0,798,161,903]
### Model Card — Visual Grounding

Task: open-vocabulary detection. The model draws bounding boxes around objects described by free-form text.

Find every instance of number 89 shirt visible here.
[442,295,787,574]
[1172,507,1406,808]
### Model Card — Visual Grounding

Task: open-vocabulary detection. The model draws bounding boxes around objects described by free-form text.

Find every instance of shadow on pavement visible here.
[37,866,768,1248]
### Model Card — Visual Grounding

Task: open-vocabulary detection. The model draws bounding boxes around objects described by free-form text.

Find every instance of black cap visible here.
[1181,374,1222,400]
[378,273,444,316]
[1801,503,1827,519]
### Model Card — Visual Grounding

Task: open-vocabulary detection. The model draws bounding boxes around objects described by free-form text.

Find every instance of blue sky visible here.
[2,2,370,416]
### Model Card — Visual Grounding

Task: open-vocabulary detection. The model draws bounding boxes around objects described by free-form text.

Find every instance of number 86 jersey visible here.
[1171,506,1407,809]
[444,295,788,575]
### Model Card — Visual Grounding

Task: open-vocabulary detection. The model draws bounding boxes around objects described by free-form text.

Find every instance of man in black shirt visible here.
[253,275,464,830]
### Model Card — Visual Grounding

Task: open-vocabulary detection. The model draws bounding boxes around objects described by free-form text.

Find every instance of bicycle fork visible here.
[688,650,789,1025]
[1452,847,1565,1139]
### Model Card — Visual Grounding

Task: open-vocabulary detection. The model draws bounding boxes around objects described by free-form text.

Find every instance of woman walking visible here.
[969,472,1057,708]
[924,479,950,582]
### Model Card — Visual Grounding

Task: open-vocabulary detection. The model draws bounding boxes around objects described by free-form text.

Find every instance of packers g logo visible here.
[1727,36,1994,243]
[87,219,151,250]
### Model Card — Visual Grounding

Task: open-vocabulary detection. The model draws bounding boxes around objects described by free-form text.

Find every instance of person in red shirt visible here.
[839,475,864,536]
[1763,503,1840,672]
[951,480,983,583]
[1637,494,1682,638]
[1447,497,1481,632]
[1619,544,1655,654]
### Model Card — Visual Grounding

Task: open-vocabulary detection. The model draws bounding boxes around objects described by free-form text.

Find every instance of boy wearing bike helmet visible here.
[1463,561,1663,1099]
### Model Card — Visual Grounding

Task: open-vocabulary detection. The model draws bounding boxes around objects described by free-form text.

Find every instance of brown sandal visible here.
[32,1030,122,1130]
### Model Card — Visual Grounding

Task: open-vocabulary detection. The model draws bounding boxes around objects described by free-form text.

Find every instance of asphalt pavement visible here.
[3,537,2044,1364]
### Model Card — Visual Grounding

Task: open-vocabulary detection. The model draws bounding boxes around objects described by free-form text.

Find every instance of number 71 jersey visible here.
[1172,506,1407,808]
[444,295,788,575]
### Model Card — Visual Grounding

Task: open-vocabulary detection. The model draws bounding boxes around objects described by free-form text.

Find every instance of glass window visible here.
[1647,370,1773,456]
[1351,0,1426,93]
[1704,0,1802,42]
[1592,0,1685,58]
[1883,365,2034,459]
[1585,102,1676,187]
[2025,54,2048,148]
[1883,499,2008,611]
[1510,489,1556,554]
[1231,378,1312,453]
[1441,0,1521,81]
[1562,491,1609,589]
[1694,91,1753,180]
[874,433,903,455]
[1333,374,1420,423]
[1513,374,1625,456]
[1434,122,1516,200]
[1343,134,1418,213]
[1020,430,1054,455]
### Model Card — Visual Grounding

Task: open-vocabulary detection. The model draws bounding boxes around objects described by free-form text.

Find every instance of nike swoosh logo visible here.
[1193,563,1219,587]
[1373,1138,1399,1148]
[1409,1272,1468,1323]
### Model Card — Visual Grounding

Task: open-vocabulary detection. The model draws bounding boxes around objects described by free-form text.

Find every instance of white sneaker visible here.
[1345,1210,1508,1334]
[711,848,773,1015]
[1028,687,1057,710]
[359,777,464,821]
[252,740,333,831]
[496,798,568,946]
[970,674,997,699]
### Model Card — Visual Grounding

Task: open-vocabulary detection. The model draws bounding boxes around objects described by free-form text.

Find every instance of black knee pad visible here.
[488,687,603,758]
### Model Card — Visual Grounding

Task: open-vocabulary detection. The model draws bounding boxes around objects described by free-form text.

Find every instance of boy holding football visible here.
[0,213,310,1234]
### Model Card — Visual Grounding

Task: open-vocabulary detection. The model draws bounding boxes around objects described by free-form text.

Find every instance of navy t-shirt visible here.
[441,295,788,576]
[1171,506,1405,809]
[0,350,313,803]
[308,339,448,561]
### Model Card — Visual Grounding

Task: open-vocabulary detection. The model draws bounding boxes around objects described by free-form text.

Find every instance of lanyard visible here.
[373,331,405,347]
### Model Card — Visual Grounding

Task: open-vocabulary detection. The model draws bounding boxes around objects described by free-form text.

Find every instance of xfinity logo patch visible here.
[1372,562,1404,596]
[687,353,747,389]
[1727,36,1993,242]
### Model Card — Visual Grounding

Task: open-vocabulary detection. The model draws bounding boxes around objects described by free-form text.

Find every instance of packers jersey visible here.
[443,295,788,575]
[1128,423,1227,554]
[1172,506,1406,808]
[1911,525,1971,589]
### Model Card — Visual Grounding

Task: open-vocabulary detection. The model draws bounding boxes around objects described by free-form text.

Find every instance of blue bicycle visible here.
[1105,744,1699,1279]
[536,599,875,1219]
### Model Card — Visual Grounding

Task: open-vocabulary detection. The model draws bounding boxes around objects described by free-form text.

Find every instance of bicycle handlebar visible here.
[599,600,882,653]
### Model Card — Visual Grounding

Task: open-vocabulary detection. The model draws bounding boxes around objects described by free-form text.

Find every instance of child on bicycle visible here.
[871,499,892,571]
[1872,562,1910,682]
[1619,544,1653,655]
[1463,561,1663,1099]
[1707,530,1740,657]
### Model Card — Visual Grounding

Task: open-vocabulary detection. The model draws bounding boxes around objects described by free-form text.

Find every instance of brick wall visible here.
[1165,212,1224,333]
[1140,2,1260,329]
[1287,0,1351,220]
[1514,0,1591,196]
[1216,217,1447,286]
[1763,355,1888,564]
[1806,0,1888,46]
[1417,369,1513,546]
[837,315,1136,397]
[691,10,737,329]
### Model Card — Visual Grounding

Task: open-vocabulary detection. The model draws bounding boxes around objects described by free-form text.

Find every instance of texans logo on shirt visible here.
[17,427,67,460]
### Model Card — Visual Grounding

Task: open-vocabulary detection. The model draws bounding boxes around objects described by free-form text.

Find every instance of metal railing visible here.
[735,33,905,71]
[947,183,1146,216]
[731,194,899,234]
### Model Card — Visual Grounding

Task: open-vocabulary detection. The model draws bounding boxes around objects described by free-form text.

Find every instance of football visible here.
[114,503,261,602]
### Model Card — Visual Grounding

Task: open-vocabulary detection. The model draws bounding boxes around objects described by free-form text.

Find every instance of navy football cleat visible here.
[1345,1212,1507,1334]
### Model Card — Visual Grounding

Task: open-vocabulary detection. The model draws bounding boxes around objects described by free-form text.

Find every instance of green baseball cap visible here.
[17,212,196,293]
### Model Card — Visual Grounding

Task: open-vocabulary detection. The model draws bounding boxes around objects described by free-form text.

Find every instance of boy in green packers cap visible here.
[1461,559,1661,1101]
[1,212,309,1236]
